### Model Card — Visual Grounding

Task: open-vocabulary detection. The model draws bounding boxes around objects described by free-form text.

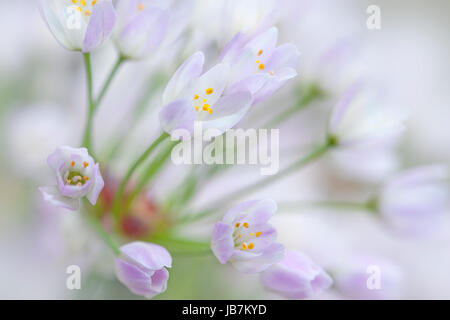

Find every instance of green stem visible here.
[125,139,178,210]
[112,132,169,222]
[278,200,374,212]
[87,215,121,255]
[95,56,125,109]
[179,138,336,224]
[263,83,325,128]
[82,53,95,151]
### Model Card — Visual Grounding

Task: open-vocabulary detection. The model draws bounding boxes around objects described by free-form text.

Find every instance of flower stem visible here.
[112,132,169,222]
[95,56,125,109]
[88,215,121,255]
[179,138,336,224]
[82,53,95,151]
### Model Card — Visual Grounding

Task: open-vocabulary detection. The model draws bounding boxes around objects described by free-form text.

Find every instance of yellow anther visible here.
[238,234,242,238]
[206,88,214,95]
[83,161,89,168]
[67,179,71,184]
[256,231,262,237]
[92,0,97,5]
[81,0,86,6]
[203,98,207,102]
[250,232,254,236]
[242,242,248,250]
[248,243,255,250]
[202,104,211,111]
[235,223,240,228]
[138,3,145,11]
[72,0,78,4]
[256,60,260,64]
[194,94,199,100]
[258,49,263,56]
[195,106,199,111]
[243,222,249,228]
[71,161,75,167]
[270,71,275,76]
[209,109,213,114]
[77,7,82,12]
[85,10,91,16]
[259,64,265,70]
[84,176,89,181]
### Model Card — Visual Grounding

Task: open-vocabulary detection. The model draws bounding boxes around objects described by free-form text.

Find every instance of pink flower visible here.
[39,146,104,210]
[115,241,172,299]
[261,251,333,299]
[211,199,285,273]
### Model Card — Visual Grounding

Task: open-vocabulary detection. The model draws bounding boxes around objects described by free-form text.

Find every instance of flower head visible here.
[39,0,116,52]
[378,165,449,234]
[114,0,191,59]
[220,27,300,104]
[328,81,407,148]
[211,199,285,273]
[260,251,333,299]
[159,51,253,137]
[39,146,104,210]
[115,241,172,299]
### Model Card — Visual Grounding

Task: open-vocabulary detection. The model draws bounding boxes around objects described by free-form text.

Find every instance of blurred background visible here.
[0,0,449,299]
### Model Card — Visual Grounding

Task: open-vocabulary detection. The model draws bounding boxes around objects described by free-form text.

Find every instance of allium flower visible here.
[260,251,333,299]
[114,0,191,59]
[328,82,407,148]
[211,199,285,273]
[378,165,449,234]
[115,241,172,299]
[159,51,253,136]
[39,146,104,210]
[334,254,404,299]
[39,0,116,52]
[220,27,300,104]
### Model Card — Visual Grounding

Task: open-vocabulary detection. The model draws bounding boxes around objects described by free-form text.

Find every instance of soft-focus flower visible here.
[328,81,407,148]
[211,199,285,273]
[115,241,172,299]
[114,0,191,59]
[260,251,332,299]
[220,27,300,104]
[39,0,116,52]
[39,146,104,210]
[377,165,449,234]
[334,254,404,299]
[159,51,253,136]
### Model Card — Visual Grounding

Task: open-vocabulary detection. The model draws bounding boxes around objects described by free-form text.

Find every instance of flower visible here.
[377,165,449,234]
[260,251,333,299]
[39,0,116,52]
[115,241,172,299]
[220,27,300,104]
[114,0,191,59]
[159,51,253,137]
[39,146,104,210]
[211,199,285,273]
[328,81,407,148]
[334,254,404,299]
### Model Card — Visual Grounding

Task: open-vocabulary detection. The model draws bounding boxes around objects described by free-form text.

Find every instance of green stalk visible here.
[82,53,95,151]
[88,215,121,255]
[95,56,126,109]
[112,132,169,222]
[179,138,336,224]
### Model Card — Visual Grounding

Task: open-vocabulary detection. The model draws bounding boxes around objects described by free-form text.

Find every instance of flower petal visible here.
[231,242,285,273]
[159,99,197,136]
[120,241,172,271]
[82,0,117,53]
[87,163,105,205]
[39,186,80,211]
[211,222,234,264]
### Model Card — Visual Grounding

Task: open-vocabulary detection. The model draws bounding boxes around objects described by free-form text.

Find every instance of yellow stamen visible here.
[77,7,82,12]
[85,10,91,16]
[195,106,199,111]
[67,179,71,184]
[71,161,75,167]
[258,49,263,56]
[72,0,78,4]
[92,0,97,5]
[248,243,255,250]
[209,109,213,114]
[250,232,254,236]
[270,71,275,76]
[242,242,248,250]
[138,3,145,11]
[202,104,211,111]
[194,94,199,100]
[81,0,86,6]
[206,88,214,95]
[238,234,242,238]
[235,223,240,228]
[256,231,262,237]
[203,98,207,102]
[243,222,249,228]
[259,64,265,70]
[83,161,89,168]
[84,176,89,181]
[256,60,260,64]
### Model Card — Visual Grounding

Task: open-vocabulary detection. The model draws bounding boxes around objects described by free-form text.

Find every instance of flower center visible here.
[71,0,98,17]
[232,222,262,251]
[193,87,214,114]
[64,161,90,187]
[255,49,275,75]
